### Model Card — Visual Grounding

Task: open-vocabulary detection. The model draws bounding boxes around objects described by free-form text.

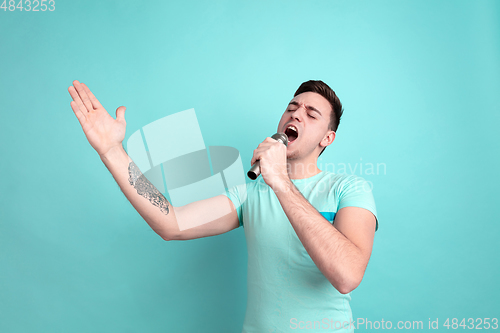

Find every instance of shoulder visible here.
[227,178,262,199]
[316,171,364,188]
[315,172,373,197]
[329,172,371,189]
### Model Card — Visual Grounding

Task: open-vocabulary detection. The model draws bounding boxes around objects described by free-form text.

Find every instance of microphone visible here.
[247,132,288,180]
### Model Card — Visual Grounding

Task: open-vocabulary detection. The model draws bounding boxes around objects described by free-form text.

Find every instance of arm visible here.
[68,80,239,241]
[100,145,240,241]
[250,137,376,294]
[273,180,376,294]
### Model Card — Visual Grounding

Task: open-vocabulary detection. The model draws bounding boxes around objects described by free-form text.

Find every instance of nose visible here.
[291,103,308,121]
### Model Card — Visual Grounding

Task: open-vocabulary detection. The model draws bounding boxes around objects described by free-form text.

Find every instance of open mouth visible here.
[284,125,299,143]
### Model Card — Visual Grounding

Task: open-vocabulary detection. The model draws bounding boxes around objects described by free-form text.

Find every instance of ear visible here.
[319,130,336,149]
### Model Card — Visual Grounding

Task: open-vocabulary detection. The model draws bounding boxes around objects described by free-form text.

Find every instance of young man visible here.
[68,79,377,332]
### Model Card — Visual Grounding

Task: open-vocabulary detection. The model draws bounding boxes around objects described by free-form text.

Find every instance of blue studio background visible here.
[1,1,499,332]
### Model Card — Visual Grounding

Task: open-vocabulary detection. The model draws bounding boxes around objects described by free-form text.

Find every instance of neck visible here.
[286,156,321,179]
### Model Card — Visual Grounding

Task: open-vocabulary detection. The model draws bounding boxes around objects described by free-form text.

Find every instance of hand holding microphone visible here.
[247,132,288,180]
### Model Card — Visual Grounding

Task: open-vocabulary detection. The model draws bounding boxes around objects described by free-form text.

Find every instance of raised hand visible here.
[68,80,127,157]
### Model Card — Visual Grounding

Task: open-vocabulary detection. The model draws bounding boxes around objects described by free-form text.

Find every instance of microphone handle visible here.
[247,160,261,180]
[247,132,288,180]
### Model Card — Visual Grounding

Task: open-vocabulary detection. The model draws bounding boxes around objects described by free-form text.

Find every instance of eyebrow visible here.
[288,101,323,116]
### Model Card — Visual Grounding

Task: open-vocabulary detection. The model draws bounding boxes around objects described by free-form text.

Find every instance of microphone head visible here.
[272,132,288,147]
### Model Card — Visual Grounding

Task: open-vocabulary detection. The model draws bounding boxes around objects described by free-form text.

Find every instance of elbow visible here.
[161,231,177,241]
[161,207,182,241]
[160,226,182,241]
[333,274,364,295]
[336,282,359,295]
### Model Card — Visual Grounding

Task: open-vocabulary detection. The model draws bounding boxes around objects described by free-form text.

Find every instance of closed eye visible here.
[287,109,316,119]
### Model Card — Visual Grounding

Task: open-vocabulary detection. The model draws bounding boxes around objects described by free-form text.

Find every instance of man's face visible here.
[277,91,335,161]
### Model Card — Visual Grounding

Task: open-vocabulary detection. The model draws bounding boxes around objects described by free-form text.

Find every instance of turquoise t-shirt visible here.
[223,171,378,333]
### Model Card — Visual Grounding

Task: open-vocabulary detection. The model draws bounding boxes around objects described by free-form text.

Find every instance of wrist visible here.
[99,144,127,163]
[271,176,293,195]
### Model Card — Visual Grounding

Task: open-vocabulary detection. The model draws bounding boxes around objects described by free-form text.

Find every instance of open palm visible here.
[68,80,126,157]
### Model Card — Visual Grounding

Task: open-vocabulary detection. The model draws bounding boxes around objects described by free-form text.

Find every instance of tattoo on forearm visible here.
[128,161,170,215]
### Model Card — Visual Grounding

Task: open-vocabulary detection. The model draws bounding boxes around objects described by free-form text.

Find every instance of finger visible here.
[250,152,258,166]
[73,80,94,112]
[68,85,88,114]
[258,137,274,146]
[258,141,274,149]
[251,149,264,166]
[70,100,87,126]
[81,83,103,109]
[116,106,126,123]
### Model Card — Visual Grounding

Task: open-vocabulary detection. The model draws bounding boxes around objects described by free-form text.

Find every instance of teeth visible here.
[286,125,298,134]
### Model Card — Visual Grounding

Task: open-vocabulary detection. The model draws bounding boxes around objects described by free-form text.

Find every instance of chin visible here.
[286,150,300,160]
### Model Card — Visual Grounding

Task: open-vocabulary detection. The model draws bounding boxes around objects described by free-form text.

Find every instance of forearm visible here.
[99,145,179,240]
[274,181,366,293]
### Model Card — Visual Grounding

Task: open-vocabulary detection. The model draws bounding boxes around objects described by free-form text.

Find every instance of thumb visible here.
[116,106,126,122]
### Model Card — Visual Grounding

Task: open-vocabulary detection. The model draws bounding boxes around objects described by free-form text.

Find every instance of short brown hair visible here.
[294,80,343,156]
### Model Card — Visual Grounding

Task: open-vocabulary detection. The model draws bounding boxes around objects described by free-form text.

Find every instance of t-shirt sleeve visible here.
[222,183,247,228]
[337,175,379,231]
